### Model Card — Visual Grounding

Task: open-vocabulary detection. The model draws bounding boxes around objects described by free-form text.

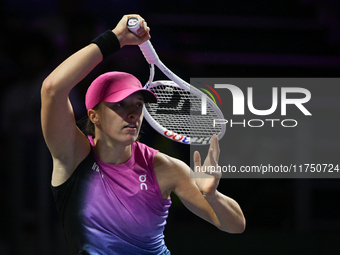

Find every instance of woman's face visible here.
[94,92,144,146]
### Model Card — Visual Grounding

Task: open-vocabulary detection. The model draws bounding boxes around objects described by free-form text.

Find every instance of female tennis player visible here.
[41,14,245,255]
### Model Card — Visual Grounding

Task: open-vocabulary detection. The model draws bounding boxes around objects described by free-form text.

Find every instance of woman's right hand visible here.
[112,14,151,47]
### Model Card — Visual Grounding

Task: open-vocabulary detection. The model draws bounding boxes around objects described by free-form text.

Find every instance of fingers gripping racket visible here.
[127,17,225,145]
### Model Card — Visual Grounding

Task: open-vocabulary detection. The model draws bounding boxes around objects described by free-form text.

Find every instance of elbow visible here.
[41,77,55,98]
[41,76,63,100]
[219,216,246,234]
[234,216,246,234]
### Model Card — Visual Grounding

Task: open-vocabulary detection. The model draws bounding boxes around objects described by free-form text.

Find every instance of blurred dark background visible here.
[1,0,340,254]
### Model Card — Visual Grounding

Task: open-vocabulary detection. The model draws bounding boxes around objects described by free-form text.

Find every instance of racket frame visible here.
[128,19,226,145]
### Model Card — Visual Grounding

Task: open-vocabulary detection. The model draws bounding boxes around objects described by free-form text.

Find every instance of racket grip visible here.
[127,17,159,64]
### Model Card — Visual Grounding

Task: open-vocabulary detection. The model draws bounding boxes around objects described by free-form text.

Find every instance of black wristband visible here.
[91,30,120,59]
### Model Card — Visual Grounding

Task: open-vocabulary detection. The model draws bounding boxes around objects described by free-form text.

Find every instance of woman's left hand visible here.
[193,134,221,197]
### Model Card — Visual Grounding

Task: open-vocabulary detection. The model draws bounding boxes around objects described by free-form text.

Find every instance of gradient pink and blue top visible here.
[52,138,172,254]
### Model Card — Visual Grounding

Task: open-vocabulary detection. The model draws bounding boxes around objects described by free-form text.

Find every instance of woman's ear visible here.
[88,109,99,125]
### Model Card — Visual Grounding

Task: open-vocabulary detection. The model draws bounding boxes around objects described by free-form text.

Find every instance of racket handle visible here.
[127,17,159,64]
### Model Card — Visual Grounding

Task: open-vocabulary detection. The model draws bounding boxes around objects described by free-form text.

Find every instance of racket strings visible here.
[145,84,223,139]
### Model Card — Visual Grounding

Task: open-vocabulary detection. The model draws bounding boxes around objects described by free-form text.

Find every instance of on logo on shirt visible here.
[139,175,147,190]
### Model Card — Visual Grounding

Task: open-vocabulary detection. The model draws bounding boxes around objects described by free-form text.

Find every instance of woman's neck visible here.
[93,136,132,165]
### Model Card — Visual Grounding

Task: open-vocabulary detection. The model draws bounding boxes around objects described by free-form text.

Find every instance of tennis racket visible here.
[127,17,225,145]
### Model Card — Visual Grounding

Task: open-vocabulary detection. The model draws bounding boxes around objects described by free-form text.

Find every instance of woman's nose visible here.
[128,106,139,119]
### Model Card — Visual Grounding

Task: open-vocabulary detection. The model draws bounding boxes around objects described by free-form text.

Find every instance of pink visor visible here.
[85,71,157,110]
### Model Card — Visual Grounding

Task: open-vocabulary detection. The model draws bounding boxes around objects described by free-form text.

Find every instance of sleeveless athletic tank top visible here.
[51,138,172,254]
